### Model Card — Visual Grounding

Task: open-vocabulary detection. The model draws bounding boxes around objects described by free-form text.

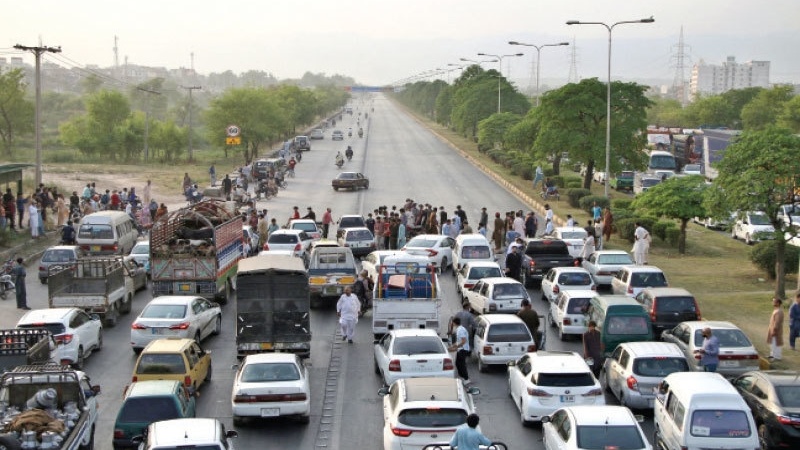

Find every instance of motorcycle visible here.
[540,186,560,201]
[335,156,345,168]
[358,128,363,138]
[345,148,353,161]
[348,130,352,138]
[0,259,16,300]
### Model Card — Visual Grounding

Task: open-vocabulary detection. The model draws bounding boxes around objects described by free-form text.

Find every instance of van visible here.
[452,234,494,272]
[584,295,653,356]
[77,211,138,256]
[654,372,759,450]
[113,380,196,449]
[253,158,286,180]
[634,287,702,336]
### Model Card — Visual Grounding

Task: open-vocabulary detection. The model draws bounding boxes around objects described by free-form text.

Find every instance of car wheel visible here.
[233,415,245,427]
[95,332,103,351]
[296,414,310,425]
[212,316,222,335]
[73,346,84,370]
[194,331,201,344]
[599,369,609,392]
[364,182,369,190]
[758,423,770,450]
[204,364,212,383]
[40,277,47,284]
[440,257,449,274]
[745,233,753,245]
[522,271,532,288]
[541,292,548,302]
[520,400,533,427]
[374,358,381,375]
[478,358,488,373]
[558,326,566,341]
[731,228,737,239]
[333,187,338,191]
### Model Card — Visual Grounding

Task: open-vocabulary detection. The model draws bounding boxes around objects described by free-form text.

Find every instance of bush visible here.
[543,167,556,177]
[551,175,565,188]
[615,217,657,243]
[564,175,582,186]
[579,196,610,215]
[565,180,582,189]
[612,198,633,211]
[665,228,681,247]
[653,220,677,241]
[567,189,592,208]
[750,241,800,280]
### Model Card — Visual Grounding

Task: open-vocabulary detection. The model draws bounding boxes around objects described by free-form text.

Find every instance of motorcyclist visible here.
[348,127,353,137]
[288,157,296,171]
[358,127,363,138]
[61,220,76,245]
[345,146,353,160]
[335,151,344,167]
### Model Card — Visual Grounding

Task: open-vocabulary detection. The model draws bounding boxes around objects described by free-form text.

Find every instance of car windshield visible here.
[397,408,468,428]
[462,246,490,259]
[78,224,113,239]
[689,410,751,438]
[642,178,662,188]
[17,323,66,336]
[240,363,300,382]
[629,272,667,288]
[535,372,595,387]
[486,323,531,342]
[338,173,357,179]
[42,249,77,262]
[576,425,645,450]
[632,357,689,377]
[558,272,592,286]
[567,297,591,314]
[747,214,770,225]
[136,354,186,374]
[776,386,800,407]
[392,337,444,355]
[130,245,149,255]
[347,230,373,241]
[292,223,317,232]
[468,267,502,279]
[606,316,649,335]
[650,154,677,170]
[118,397,181,423]
[493,284,526,299]
[693,329,752,347]
[559,231,587,240]
[339,217,365,228]
[406,238,436,248]
[270,234,298,244]
[141,304,187,319]
[684,164,701,172]
[597,254,634,265]
[618,171,634,179]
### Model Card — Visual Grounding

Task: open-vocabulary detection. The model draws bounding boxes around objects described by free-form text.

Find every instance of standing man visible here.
[768,298,785,361]
[513,211,525,238]
[209,164,216,186]
[321,208,333,239]
[632,222,650,266]
[450,414,492,450]
[505,245,522,282]
[602,207,614,244]
[448,316,471,385]
[455,205,467,229]
[517,299,540,348]
[525,211,538,238]
[448,301,476,348]
[478,207,488,231]
[582,320,603,377]
[13,258,30,310]
[222,175,232,201]
[492,212,505,252]
[790,292,800,351]
[336,286,360,344]
[694,327,720,372]
[591,201,602,223]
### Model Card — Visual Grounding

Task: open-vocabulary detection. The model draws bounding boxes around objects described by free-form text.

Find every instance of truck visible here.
[307,246,358,308]
[235,255,311,358]
[701,129,741,181]
[0,329,58,373]
[0,364,100,450]
[150,200,243,303]
[520,239,578,287]
[48,258,134,327]
[372,254,441,338]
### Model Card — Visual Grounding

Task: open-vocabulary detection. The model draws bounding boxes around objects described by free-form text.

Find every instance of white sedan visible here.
[552,227,588,258]
[130,296,222,352]
[231,353,311,425]
[542,406,651,450]
[540,267,595,303]
[402,234,455,273]
[731,211,775,244]
[581,250,634,286]
[16,307,103,369]
[373,329,454,387]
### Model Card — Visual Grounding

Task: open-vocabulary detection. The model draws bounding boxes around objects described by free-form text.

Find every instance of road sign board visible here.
[226,137,241,145]
[226,125,240,137]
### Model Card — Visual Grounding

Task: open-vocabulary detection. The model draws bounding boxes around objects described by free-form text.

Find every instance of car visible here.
[331,129,344,141]
[463,277,530,314]
[378,377,480,450]
[508,351,604,425]
[610,170,635,192]
[263,229,313,261]
[112,380,197,450]
[38,245,84,283]
[733,370,800,449]
[542,406,651,450]
[332,172,369,191]
[547,290,595,341]
[778,203,800,228]
[634,175,662,195]
[592,171,607,184]
[288,219,322,241]
[693,212,734,230]
[337,227,375,257]
[309,128,324,140]
[600,341,690,410]
[361,250,405,282]
[242,225,260,255]
[455,261,503,299]
[581,250,634,286]
[137,418,237,450]
[680,163,703,176]
[611,265,668,298]
[231,353,311,425]
[473,314,536,372]
[16,307,102,368]
[337,214,367,232]
[402,234,455,272]
[552,227,588,258]
[252,158,286,180]
[373,329,454,387]
[540,267,595,303]
[130,296,222,353]
[634,287,702,336]
[123,257,148,292]
[661,320,760,377]
[293,135,310,151]
[128,240,150,276]
[732,211,776,244]
[451,234,494,272]
[132,338,212,393]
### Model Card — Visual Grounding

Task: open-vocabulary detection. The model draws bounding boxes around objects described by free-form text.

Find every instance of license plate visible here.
[560,395,575,403]
[324,287,340,296]
[399,321,414,329]
[91,245,101,252]
[720,360,739,367]
[179,283,192,292]
[261,408,279,417]
[151,328,165,335]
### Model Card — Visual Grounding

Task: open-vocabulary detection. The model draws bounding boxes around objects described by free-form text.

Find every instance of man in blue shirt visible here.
[694,327,720,372]
[449,317,471,385]
[450,414,491,450]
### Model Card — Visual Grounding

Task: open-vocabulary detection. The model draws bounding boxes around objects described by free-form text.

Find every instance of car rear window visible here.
[17,323,66,336]
[576,425,645,450]
[241,363,300,382]
[78,224,113,239]
[776,386,800,408]
[566,297,591,314]
[656,296,698,313]
[292,223,317,232]
[535,372,595,387]
[630,272,667,288]
[486,323,531,342]
[493,284,526,299]
[136,354,186,374]
[693,329,752,347]
[42,249,77,262]
[141,305,187,319]
[393,337,444,355]
[347,230,373,241]
[468,267,502,279]
[462,246,490,259]
[597,254,633,265]
[559,231,587,240]
[558,272,592,286]
[270,234,298,244]
[689,410,751,438]
[606,316,649,335]
[632,357,689,377]
[339,217,365,228]
[406,238,436,248]
[397,408,467,428]
[118,397,181,422]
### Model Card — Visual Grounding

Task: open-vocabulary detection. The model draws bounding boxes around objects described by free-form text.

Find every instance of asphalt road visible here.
[16,93,655,450]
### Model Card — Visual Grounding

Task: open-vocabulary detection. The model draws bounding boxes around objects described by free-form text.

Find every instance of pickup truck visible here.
[520,239,577,287]
[0,329,59,372]
[0,364,100,450]
[307,246,357,308]
[372,254,441,338]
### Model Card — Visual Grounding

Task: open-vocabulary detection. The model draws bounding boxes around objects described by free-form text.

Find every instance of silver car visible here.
[38,245,84,283]
[581,250,634,287]
[661,320,760,378]
[130,296,222,353]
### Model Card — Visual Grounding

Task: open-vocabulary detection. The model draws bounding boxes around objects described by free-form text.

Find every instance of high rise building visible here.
[690,56,770,98]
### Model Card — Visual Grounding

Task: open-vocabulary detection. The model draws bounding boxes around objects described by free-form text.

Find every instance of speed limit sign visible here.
[226,125,240,137]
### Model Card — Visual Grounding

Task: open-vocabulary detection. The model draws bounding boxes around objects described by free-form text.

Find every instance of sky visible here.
[3,0,800,87]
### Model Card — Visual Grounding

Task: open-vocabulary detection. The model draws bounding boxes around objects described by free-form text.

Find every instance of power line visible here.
[670,26,692,105]
[568,36,579,83]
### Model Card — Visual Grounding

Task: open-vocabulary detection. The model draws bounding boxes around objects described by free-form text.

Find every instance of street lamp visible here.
[508,40,569,107]
[567,16,655,198]
[459,57,498,65]
[477,53,524,113]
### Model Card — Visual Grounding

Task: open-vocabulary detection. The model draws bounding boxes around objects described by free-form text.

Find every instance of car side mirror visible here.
[225,430,239,439]
[378,387,389,397]
[90,314,101,321]
[467,387,481,395]
[131,435,144,445]
[230,364,239,370]
[541,416,551,424]
[506,361,516,367]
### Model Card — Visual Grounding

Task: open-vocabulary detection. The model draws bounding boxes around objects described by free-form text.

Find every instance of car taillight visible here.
[263,244,269,250]
[529,260,536,268]
[132,376,138,382]
[169,322,190,330]
[527,387,553,397]
[391,427,413,437]
[234,393,307,403]
[388,360,401,371]
[582,388,603,397]
[573,259,580,267]
[482,346,493,355]
[563,317,572,325]
[294,243,301,251]
[527,345,537,352]
[184,376,191,387]
[553,285,560,294]
[777,414,800,425]
[55,334,73,345]
[39,266,46,271]
[650,309,657,322]
[113,429,126,439]
[426,249,438,257]
[464,283,474,290]
[131,323,147,330]
[627,286,634,294]
[60,359,72,366]
[443,358,454,370]
[720,354,760,360]
[626,376,639,390]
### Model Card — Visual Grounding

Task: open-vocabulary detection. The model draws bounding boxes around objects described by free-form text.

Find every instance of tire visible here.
[653,429,664,450]
[520,400,533,427]
[333,187,338,191]
[103,306,118,328]
[204,364,212,383]
[194,331,202,345]
[74,346,84,370]
[440,258,448,275]
[758,423,770,450]
[233,415,245,427]
[120,295,132,314]
[374,358,381,375]
[477,358,488,373]
[731,228,737,239]
[599,369,609,392]
[745,233,753,245]
[212,316,222,335]
[296,414,310,424]
[0,434,22,450]
[40,278,47,284]
[541,292,548,302]
[558,326,566,341]
[523,271,532,288]
[95,332,103,351]
[364,182,369,190]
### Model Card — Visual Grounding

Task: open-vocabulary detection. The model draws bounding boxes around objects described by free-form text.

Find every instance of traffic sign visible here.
[226,137,241,145]
[226,125,240,137]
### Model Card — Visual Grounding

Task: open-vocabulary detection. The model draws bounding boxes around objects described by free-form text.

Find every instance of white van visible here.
[77,211,139,256]
[654,371,759,450]
[452,234,494,272]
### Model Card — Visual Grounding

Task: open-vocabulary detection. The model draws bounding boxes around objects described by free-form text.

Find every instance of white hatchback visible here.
[473,314,536,373]
[548,290,595,341]
[16,307,103,369]
[402,234,455,273]
[552,227,588,258]
[580,250,634,286]
[611,266,668,298]
[455,261,504,299]
[463,277,529,314]
[540,267,595,303]
[231,353,311,425]
[542,406,651,450]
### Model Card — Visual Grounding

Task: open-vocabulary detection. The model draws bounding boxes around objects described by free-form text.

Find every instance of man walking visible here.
[450,414,492,450]
[13,258,29,310]
[321,208,332,239]
[449,301,476,348]
[790,292,800,351]
[583,320,603,376]
[505,245,522,282]
[336,286,360,344]
[633,222,650,265]
[768,298,785,360]
[448,316,471,385]
[518,300,540,349]
[694,327,720,372]
[209,164,217,186]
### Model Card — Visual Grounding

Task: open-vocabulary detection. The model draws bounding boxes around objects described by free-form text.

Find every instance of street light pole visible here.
[567,17,655,198]
[477,53,523,113]
[180,85,201,162]
[508,41,569,106]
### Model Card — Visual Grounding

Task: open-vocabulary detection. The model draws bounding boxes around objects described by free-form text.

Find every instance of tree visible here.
[631,175,707,254]
[476,112,522,153]
[708,127,800,298]
[741,86,795,131]
[777,95,800,133]
[0,69,34,157]
[60,89,132,160]
[647,98,683,127]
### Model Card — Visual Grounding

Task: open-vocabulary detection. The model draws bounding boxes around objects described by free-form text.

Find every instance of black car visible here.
[733,370,800,449]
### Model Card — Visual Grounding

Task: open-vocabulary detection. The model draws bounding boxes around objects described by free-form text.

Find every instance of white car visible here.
[463,277,529,314]
[611,265,668,298]
[542,406,651,450]
[130,296,222,353]
[361,250,405,282]
[16,307,103,369]
[548,290,595,341]
[231,353,311,425]
[593,171,608,184]
[473,314,536,372]
[263,229,313,261]
[581,250,634,286]
[242,225,260,256]
[552,227,588,258]
[680,163,703,176]
[508,351,604,425]
[288,219,322,241]
[142,418,238,449]
[128,240,150,275]
[373,329,454,387]
[455,261,503,299]
[379,377,480,450]
[337,227,376,257]
[402,234,455,272]
[731,211,775,244]
[540,267,595,303]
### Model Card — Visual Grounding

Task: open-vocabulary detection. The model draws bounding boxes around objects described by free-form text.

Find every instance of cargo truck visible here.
[372,254,441,338]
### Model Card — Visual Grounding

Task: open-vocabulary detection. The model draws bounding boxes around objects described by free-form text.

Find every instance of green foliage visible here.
[778,95,800,133]
[0,227,12,247]
[550,176,565,188]
[566,180,582,189]
[665,228,681,247]
[615,217,657,243]
[647,98,683,127]
[741,86,795,131]
[682,88,762,129]
[652,220,678,241]
[612,198,633,211]
[0,68,34,157]
[750,241,800,280]
[477,112,522,152]
[579,196,610,214]
[567,189,592,208]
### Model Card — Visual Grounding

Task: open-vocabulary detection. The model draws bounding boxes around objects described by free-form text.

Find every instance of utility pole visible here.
[14,43,61,186]
[137,87,161,162]
[180,85,201,162]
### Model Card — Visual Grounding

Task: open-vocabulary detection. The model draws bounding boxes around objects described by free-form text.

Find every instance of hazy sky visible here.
[3,0,799,86]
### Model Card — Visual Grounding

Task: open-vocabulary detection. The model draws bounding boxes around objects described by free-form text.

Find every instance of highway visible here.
[21,93,652,449]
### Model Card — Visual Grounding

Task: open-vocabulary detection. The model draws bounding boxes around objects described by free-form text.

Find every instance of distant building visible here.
[690,56,770,98]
